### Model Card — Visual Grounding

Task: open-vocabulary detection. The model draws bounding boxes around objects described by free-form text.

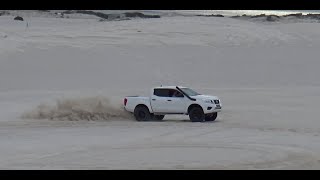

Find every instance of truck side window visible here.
[173,90,184,97]
[154,89,171,97]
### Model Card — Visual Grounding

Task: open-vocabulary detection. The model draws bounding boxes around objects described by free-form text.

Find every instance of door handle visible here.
[152,99,156,101]
[167,100,172,101]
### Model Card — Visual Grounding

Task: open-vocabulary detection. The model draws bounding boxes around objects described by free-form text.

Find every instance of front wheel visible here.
[205,112,217,122]
[189,107,205,122]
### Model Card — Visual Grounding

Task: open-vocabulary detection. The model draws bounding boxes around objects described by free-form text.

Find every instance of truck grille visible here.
[214,100,220,104]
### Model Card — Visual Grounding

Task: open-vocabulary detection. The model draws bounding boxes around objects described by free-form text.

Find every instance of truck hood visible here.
[191,95,220,101]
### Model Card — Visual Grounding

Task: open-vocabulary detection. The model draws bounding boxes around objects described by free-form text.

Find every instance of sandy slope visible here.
[1,14,320,169]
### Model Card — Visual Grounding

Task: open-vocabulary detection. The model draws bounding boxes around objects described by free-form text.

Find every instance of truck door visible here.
[150,88,171,113]
[166,89,188,113]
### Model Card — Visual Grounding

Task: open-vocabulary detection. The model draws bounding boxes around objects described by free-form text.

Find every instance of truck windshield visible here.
[180,88,201,96]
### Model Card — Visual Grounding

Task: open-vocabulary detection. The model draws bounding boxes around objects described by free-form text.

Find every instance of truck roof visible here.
[153,86,187,89]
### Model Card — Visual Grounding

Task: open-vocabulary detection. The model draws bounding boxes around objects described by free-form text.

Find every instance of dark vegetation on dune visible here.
[1,10,161,21]
[14,16,24,21]
[62,10,161,20]
[196,14,224,17]
[197,13,320,22]
[3,11,320,23]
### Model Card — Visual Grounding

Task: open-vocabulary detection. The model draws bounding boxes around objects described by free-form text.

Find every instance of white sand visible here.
[1,12,320,169]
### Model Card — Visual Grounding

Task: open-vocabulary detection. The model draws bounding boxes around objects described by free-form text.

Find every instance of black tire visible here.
[189,107,205,122]
[153,115,165,121]
[205,112,218,122]
[134,106,152,121]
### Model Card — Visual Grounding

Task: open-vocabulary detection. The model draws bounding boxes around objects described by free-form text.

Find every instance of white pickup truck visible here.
[123,86,222,122]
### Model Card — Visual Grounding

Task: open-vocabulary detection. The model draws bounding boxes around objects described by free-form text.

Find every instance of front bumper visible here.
[204,104,222,113]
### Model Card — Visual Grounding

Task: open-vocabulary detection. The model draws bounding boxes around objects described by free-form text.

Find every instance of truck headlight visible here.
[204,99,213,104]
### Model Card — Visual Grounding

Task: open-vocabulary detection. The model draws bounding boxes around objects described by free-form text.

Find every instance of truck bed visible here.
[124,96,152,113]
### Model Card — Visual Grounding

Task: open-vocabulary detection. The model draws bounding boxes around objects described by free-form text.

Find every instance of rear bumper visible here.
[124,106,133,113]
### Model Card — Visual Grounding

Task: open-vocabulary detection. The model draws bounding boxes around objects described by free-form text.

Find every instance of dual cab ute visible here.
[124,86,222,122]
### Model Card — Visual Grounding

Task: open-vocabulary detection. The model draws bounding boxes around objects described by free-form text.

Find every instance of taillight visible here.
[124,98,127,106]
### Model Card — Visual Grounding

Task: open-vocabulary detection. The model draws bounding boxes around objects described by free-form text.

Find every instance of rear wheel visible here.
[134,106,152,121]
[205,112,217,122]
[153,115,165,121]
[189,107,205,122]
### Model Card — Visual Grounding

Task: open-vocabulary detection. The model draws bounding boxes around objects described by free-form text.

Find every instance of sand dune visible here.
[1,11,320,169]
